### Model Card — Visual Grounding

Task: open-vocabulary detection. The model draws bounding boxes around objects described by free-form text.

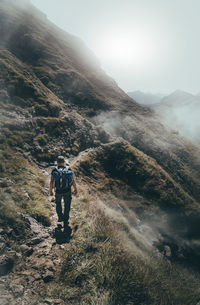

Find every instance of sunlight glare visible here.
[96,28,157,69]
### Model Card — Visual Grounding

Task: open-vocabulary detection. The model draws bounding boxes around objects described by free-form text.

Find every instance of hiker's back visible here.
[52,166,73,194]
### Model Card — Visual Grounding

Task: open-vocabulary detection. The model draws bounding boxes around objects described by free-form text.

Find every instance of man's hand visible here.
[73,189,78,196]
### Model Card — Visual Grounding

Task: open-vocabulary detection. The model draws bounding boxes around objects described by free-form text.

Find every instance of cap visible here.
[57,155,65,163]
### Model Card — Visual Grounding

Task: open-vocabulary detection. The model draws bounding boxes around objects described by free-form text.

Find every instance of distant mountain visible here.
[127,90,164,105]
[159,90,196,106]
[151,90,200,143]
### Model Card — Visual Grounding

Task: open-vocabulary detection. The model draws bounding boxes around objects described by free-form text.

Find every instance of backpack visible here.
[52,166,73,193]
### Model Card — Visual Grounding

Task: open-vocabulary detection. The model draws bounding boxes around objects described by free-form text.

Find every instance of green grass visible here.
[0,143,51,263]
[0,49,63,115]
[0,146,51,227]
[41,189,200,305]
[74,139,199,214]
[0,128,35,147]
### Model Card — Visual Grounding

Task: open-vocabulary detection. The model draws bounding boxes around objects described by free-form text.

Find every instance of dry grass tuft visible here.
[41,185,200,305]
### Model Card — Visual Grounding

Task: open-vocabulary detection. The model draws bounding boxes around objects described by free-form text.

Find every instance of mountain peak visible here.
[127,90,163,105]
[169,89,194,98]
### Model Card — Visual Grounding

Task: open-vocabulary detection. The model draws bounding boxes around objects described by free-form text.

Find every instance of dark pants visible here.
[55,191,72,228]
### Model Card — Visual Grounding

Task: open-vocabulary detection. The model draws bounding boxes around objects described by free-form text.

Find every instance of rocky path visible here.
[0,167,76,305]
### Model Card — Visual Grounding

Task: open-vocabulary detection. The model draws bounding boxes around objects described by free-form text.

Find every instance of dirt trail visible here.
[0,166,77,305]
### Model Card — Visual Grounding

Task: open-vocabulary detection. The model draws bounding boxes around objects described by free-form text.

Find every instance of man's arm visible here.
[49,175,54,196]
[72,173,78,195]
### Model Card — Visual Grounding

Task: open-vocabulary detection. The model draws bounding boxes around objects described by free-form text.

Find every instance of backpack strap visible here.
[55,166,66,189]
[52,166,74,190]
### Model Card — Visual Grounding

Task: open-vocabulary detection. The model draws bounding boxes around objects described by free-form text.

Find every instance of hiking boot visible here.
[64,220,70,229]
[58,215,64,222]
[64,225,72,236]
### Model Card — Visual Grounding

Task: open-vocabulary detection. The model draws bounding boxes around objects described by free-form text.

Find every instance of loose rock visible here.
[163,245,171,258]
[0,255,14,276]
[43,271,54,283]
[10,283,24,296]
[0,242,6,251]
[44,298,64,305]
[0,297,10,305]
[20,245,34,256]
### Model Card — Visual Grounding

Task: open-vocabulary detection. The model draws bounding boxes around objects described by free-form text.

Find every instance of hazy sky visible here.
[31,0,200,94]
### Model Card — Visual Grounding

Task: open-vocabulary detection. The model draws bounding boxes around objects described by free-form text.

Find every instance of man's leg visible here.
[55,193,63,221]
[63,191,72,228]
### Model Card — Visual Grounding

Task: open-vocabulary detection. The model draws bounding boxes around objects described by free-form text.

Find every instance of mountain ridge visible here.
[151,90,200,144]
[127,90,164,105]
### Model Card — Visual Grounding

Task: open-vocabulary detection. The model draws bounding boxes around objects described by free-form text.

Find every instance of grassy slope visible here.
[0,48,110,161]
[74,139,198,212]
[2,0,199,208]
[0,2,109,257]
[72,140,200,243]
[0,0,148,115]
[1,0,200,202]
[0,55,109,257]
[0,2,111,261]
[38,184,200,305]
[0,147,50,224]
[93,111,200,205]
[36,140,200,305]
[0,2,200,304]
[0,145,51,262]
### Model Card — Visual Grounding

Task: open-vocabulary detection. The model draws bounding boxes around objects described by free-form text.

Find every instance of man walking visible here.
[49,156,77,230]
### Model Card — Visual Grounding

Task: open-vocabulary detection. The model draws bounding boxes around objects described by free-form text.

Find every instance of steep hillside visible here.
[74,141,200,249]
[0,0,147,116]
[0,1,200,304]
[1,0,199,205]
[93,110,200,205]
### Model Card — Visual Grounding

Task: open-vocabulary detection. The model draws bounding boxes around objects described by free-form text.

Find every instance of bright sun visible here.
[95,28,157,68]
